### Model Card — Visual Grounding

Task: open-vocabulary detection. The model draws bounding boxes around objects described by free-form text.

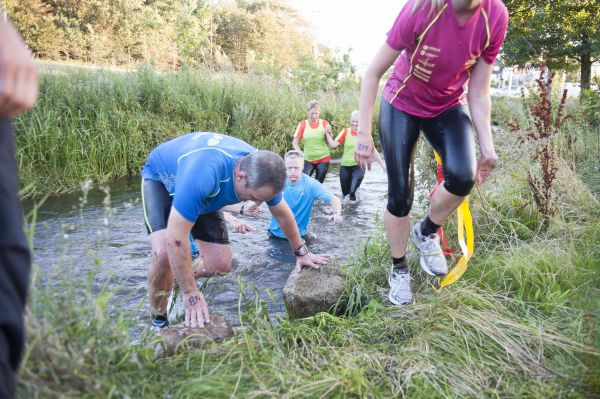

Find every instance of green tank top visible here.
[296,119,330,162]
[337,128,358,167]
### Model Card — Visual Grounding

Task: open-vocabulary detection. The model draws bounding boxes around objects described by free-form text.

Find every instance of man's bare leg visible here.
[148,230,174,316]
[194,240,233,277]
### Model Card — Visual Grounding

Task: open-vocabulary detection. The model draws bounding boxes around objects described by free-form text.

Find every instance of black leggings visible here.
[339,165,365,199]
[303,161,329,183]
[379,100,476,217]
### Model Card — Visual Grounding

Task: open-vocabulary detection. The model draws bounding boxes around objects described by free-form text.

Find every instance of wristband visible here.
[240,205,245,215]
[294,240,309,257]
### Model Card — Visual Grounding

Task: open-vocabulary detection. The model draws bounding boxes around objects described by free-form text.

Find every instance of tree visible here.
[5,0,63,58]
[503,0,600,89]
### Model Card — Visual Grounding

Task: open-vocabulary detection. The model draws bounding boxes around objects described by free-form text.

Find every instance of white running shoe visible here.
[410,221,448,276]
[388,266,414,305]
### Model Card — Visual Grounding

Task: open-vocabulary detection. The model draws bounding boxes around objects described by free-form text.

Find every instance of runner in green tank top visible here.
[292,100,332,183]
[327,110,385,203]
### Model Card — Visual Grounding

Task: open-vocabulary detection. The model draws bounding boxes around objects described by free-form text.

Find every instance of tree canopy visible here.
[503,0,600,89]
[3,0,323,75]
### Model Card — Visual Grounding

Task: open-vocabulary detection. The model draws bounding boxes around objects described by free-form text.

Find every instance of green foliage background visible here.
[14,66,365,197]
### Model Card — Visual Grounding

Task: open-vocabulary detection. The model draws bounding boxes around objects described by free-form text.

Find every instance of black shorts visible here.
[141,178,230,245]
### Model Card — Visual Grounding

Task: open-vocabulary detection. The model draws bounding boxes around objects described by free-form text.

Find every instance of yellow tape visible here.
[432,152,475,288]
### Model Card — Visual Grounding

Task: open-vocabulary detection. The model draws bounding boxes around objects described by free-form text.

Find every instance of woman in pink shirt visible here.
[354,0,508,305]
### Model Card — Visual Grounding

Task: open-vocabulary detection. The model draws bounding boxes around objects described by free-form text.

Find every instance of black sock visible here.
[153,314,167,321]
[392,256,408,270]
[420,215,440,237]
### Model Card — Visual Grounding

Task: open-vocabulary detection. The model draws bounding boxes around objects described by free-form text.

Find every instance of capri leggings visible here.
[303,161,329,184]
[339,165,365,199]
[379,100,477,217]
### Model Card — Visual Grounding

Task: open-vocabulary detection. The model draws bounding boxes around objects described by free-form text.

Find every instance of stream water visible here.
[26,160,431,331]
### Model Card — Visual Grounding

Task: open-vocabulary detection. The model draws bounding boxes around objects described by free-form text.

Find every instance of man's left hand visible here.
[295,252,331,272]
[231,219,254,234]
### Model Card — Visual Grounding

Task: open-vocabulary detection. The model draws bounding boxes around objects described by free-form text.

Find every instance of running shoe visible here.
[152,314,169,329]
[410,221,448,276]
[388,266,414,305]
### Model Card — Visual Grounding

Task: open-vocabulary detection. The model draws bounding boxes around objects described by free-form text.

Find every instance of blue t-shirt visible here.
[142,132,282,222]
[268,174,333,238]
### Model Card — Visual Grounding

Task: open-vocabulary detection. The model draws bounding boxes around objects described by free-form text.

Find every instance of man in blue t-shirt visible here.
[141,132,330,329]
[268,150,342,240]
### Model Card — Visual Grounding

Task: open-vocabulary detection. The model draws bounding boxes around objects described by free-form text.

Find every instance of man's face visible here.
[285,157,303,184]
[236,184,278,206]
[234,169,279,205]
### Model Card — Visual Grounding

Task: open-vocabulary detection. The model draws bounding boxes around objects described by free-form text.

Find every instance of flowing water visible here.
[26,161,430,330]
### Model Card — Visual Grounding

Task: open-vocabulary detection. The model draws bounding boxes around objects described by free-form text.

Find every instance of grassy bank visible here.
[15,66,363,198]
[18,96,600,397]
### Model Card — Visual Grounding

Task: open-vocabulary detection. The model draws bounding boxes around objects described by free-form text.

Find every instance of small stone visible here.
[153,314,234,356]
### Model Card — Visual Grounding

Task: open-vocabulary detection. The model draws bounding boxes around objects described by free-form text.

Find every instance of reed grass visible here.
[15,66,365,198]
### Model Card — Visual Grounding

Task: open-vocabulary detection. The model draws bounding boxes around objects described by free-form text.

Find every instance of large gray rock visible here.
[154,315,234,356]
[282,260,346,320]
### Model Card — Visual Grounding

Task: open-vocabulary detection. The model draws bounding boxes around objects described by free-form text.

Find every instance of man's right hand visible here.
[183,289,210,328]
[295,252,331,272]
[0,20,38,118]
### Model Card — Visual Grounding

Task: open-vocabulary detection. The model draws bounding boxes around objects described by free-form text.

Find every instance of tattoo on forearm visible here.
[188,295,201,306]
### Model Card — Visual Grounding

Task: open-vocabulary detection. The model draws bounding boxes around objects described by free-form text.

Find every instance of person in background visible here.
[292,100,333,183]
[354,0,508,305]
[268,150,342,241]
[0,14,39,399]
[326,110,386,203]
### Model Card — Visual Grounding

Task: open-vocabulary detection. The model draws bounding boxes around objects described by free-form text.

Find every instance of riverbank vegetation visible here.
[15,66,360,198]
[18,73,600,397]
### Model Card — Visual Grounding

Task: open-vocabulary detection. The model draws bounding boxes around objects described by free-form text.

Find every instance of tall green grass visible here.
[15,66,366,197]
[19,104,599,397]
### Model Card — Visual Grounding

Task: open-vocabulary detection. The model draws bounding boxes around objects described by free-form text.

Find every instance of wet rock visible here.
[282,260,346,320]
[154,315,234,356]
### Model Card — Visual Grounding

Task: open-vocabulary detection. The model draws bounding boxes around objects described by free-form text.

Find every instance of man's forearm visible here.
[278,216,303,249]
[271,203,303,250]
[165,233,196,293]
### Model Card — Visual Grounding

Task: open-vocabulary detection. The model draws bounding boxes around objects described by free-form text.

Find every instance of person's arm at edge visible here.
[467,58,498,185]
[0,16,38,118]
[355,43,400,170]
